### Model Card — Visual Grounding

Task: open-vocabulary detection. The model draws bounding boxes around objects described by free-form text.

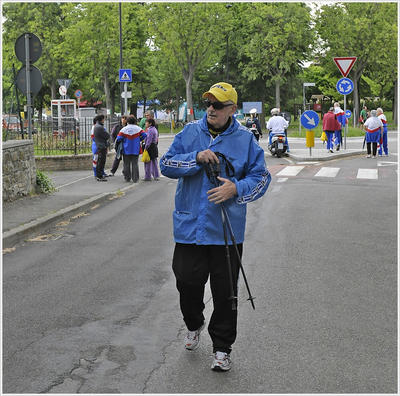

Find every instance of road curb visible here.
[287,150,366,162]
[2,193,113,249]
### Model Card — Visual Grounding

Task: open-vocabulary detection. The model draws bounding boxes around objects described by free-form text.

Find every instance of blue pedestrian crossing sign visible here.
[300,110,320,130]
[336,77,354,95]
[119,69,132,82]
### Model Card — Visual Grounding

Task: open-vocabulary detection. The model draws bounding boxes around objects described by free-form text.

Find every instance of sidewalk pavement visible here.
[2,136,368,249]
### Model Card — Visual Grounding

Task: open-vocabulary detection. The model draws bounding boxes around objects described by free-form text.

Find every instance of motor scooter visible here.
[249,123,260,141]
[268,129,288,158]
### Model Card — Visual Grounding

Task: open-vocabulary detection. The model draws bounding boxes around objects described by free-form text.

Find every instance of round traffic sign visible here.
[336,78,354,95]
[345,109,352,119]
[300,110,320,130]
[75,90,82,98]
[59,85,67,96]
[16,65,43,95]
[15,33,42,64]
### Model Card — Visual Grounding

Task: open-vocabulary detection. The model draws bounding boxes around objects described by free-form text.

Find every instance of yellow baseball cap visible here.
[202,82,237,104]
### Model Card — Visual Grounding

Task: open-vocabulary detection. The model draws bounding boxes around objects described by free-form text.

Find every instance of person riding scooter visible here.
[245,108,263,141]
[266,108,290,153]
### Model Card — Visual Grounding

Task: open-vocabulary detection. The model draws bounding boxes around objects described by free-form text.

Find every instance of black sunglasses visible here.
[205,99,233,110]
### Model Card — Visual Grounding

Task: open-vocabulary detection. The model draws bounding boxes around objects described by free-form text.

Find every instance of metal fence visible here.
[3,117,120,155]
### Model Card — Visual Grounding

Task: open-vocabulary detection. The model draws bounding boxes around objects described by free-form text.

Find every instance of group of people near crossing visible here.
[90,110,160,182]
[322,104,389,158]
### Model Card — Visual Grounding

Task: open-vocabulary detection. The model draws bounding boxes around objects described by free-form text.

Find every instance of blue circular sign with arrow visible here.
[336,78,354,95]
[300,110,320,130]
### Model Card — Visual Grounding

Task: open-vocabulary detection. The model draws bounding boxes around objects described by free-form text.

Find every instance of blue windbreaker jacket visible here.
[160,113,271,245]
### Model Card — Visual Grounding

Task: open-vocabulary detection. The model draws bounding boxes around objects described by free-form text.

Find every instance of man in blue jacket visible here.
[160,82,271,372]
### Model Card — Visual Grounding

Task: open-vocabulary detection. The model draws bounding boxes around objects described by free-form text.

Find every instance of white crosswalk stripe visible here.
[273,165,396,181]
[314,167,340,178]
[357,168,378,179]
[276,166,304,177]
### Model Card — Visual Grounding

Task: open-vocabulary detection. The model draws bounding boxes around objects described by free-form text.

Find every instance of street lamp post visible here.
[226,34,229,82]
[119,3,124,115]
[303,82,315,112]
[226,4,232,82]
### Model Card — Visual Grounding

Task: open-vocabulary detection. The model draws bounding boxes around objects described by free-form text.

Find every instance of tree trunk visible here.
[103,72,111,111]
[275,79,281,109]
[175,88,180,124]
[351,63,366,127]
[184,73,194,122]
[51,80,57,100]
[393,78,398,123]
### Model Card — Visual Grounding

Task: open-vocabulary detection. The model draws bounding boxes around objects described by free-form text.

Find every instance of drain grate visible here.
[29,234,74,242]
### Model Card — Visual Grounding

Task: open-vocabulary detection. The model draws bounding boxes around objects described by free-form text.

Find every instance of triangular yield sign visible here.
[333,57,357,78]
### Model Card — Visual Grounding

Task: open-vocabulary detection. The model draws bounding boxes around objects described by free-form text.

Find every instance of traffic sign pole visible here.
[334,57,357,150]
[124,82,128,115]
[25,34,32,139]
[336,78,354,151]
[300,110,320,156]
[344,95,347,150]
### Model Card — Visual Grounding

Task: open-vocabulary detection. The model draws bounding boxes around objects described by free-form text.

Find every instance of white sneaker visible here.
[211,351,232,371]
[184,322,205,350]
[366,154,371,158]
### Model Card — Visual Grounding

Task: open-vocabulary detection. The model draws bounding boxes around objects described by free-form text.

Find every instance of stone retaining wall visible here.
[3,141,116,202]
[2,140,37,203]
[35,152,115,172]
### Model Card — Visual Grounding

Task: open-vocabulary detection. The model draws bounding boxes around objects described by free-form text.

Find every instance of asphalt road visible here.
[2,138,398,393]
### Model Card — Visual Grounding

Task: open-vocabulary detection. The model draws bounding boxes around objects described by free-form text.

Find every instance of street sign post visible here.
[336,78,354,95]
[334,56,357,132]
[336,78,354,150]
[300,110,320,130]
[333,57,357,78]
[119,69,132,115]
[15,33,43,138]
[75,90,83,117]
[300,110,319,156]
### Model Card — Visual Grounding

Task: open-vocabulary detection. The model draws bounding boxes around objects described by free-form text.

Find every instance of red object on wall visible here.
[314,103,322,111]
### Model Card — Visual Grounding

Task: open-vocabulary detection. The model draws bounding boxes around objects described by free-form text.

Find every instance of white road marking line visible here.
[276,166,304,177]
[357,169,378,179]
[314,167,340,178]
[377,161,398,167]
[277,178,288,183]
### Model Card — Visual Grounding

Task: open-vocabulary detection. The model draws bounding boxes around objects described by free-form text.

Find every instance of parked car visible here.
[2,114,37,135]
[2,114,24,132]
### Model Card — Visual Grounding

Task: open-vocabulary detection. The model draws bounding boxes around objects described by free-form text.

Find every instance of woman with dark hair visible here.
[143,118,160,181]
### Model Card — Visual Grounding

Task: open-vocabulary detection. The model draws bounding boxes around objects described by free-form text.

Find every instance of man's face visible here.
[205,94,237,129]
[145,113,150,119]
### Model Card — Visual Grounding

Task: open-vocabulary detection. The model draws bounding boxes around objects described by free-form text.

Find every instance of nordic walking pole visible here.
[221,208,237,310]
[220,201,256,310]
[207,160,256,310]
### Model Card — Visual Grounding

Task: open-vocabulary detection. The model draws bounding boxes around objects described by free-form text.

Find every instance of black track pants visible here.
[172,243,242,354]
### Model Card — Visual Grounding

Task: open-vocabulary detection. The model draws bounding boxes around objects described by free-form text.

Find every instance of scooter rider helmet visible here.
[249,108,257,115]
[270,108,280,116]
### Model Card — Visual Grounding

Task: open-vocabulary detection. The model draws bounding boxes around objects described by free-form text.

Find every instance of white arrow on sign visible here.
[121,91,132,99]
[339,80,352,93]
[304,113,316,126]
